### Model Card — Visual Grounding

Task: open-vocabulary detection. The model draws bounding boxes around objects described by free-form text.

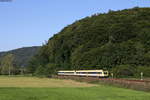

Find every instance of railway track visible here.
[56,75,150,84]
[101,78,150,83]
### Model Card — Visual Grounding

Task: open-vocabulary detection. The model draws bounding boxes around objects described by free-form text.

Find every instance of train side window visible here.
[66,72,74,74]
[88,72,97,74]
[87,72,103,74]
[76,72,87,74]
[98,72,102,74]
[58,72,64,74]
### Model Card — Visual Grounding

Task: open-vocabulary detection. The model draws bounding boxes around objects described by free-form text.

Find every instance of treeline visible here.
[0,46,40,75]
[0,46,40,67]
[28,7,150,77]
[0,54,21,75]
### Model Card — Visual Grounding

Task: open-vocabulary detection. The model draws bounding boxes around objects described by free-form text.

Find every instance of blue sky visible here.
[0,0,150,52]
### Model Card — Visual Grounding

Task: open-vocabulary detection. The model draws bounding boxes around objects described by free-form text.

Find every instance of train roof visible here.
[58,70,107,72]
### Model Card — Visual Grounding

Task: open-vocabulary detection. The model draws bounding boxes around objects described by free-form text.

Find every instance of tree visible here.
[34,63,57,77]
[0,54,14,75]
[112,65,136,78]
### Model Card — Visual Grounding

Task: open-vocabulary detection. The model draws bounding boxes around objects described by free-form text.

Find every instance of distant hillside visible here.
[28,7,150,77]
[0,46,40,67]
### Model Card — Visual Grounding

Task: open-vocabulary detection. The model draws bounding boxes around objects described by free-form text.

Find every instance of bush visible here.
[136,66,150,77]
[34,63,58,77]
[112,65,136,78]
[34,65,46,77]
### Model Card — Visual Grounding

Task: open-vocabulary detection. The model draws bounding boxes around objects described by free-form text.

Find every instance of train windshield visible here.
[104,71,108,74]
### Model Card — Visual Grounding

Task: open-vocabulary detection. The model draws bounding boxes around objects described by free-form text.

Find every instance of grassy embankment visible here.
[0,76,150,100]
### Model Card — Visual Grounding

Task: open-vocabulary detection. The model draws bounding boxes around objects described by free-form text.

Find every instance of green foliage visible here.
[111,65,136,78]
[27,55,41,74]
[28,7,150,77]
[136,66,150,77]
[112,65,150,78]
[0,47,40,75]
[34,63,57,77]
[0,54,15,75]
[0,46,40,67]
[34,65,46,76]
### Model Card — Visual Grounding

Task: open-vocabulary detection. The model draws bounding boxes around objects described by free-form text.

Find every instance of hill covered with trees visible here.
[28,7,150,77]
[0,46,40,68]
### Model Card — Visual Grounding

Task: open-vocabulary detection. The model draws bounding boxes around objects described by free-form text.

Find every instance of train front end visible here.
[103,71,109,77]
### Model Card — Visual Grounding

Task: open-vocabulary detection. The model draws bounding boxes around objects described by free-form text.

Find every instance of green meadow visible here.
[0,77,149,100]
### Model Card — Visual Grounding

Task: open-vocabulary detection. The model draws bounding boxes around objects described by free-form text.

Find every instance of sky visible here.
[0,0,150,52]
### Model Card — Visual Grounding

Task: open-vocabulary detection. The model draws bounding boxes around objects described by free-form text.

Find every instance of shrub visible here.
[136,66,150,77]
[112,65,136,78]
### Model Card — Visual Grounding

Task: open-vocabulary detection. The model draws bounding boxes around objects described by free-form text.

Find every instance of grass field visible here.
[0,76,95,87]
[0,76,150,100]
